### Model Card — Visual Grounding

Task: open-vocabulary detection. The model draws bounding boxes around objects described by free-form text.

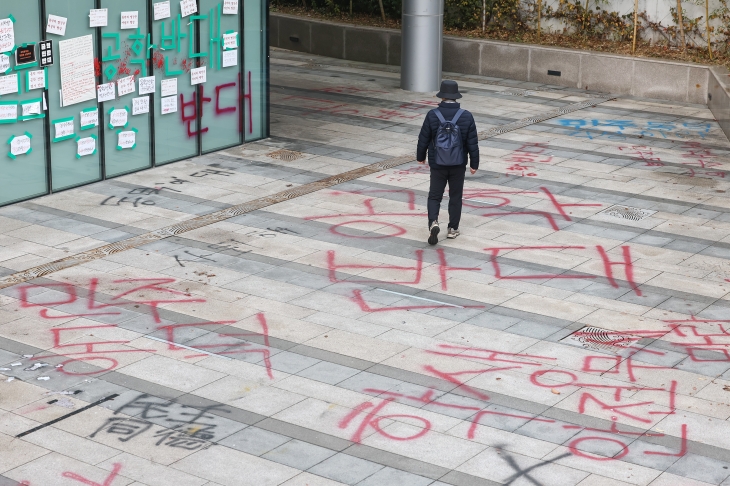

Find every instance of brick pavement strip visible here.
[2,50,730,486]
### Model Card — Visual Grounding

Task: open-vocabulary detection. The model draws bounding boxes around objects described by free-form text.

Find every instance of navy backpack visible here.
[432,108,465,166]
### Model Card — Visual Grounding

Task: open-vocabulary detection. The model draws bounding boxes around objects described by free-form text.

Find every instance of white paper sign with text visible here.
[133,96,149,115]
[46,15,67,36]
[180,0,197,17]
[0,18,14,53]
[223,0,238,14]
[118,131,135,149]
[59,35,96,106]
[190,66,206,85]
[138,76,155,95]
[11,135,31,156]
[121,11,139,29]
[54,119,74,139]
[154,1,171,20]
[109,109,128,128]
[22,102,41,116]
[222,50,237,68]
[160,78,177,97]
[80,109,98,128]
[117,75,135,96]
[77,137,95,157]
[161,96,177,115]
[0,73,17,95]
[97,82,116,102]
[223,32,238,50]
[0,54,9,73]
[0,104,17,122]
[89,9,108,27]
[28,70,45,90]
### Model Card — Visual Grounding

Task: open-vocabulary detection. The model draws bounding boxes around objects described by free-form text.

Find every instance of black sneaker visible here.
[428,221,440,245]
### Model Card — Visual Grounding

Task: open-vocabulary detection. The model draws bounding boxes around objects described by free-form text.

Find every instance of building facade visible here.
[0,0,268,207]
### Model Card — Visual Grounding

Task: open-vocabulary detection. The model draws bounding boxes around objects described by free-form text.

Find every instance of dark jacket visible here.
[416,102,479,170]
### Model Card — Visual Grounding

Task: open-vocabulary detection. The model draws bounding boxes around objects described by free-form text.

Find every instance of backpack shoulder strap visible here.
[433,109,446,124]
[450,109,465,124]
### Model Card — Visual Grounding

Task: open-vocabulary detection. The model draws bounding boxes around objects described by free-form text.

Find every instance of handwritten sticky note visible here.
[180,0,197,17]
[97,82,115,102]
[109,108,128,128]
[222,50,237,68]
[22,102,41,116]
[118,131,135,149]
[154,1,171,20]
[138,76,155,95]
[117,75,135,97]
[223,0,238,14]
[89,9,108,27]
[0,104,17,122]
[80,109,98,128]
[11,135,31,156]
[55,119,74,139]
[190,66,206,85]
[161,95,177,115]
[133,96,149,115]
[0,54,10,73]
[223,32,238,50]
[28,70,45,91]
[77,137,95,157]
[46,15,67,36]
[0,18,14,53]
[160,78,177,97]
[121,11,138,29]
[0,73,18,95]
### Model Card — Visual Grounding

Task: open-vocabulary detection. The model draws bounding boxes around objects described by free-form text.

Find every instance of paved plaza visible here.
[2,48,730,486]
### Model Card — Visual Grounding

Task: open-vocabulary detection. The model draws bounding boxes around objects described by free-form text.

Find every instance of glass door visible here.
[46,0,103,192]
[0,2,49,205]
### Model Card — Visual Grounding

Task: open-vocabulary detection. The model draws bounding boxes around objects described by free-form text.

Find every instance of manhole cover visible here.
[302,63,325,69]
[598,205,656,221]
[267,149,304,162]
[561,326,641,353]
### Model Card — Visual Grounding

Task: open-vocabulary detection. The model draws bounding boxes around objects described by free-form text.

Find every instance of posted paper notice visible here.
[46,15,67,36]
[190,66,206,85]
[59,35,96,106]
[223,0,238,14]
[0,73,17,95]
[154,1,171,20]
[97,82,116,102]
[161,96,177,115]
[117,75,135,96]
[160,78,177,97]
[121,11,138,29]
[89,9,108,27]
[133,96,149,115]
[0,18,14,53]
[77,137,95,157]
[109,108,128,128]
[138,76,155,95]
[80,109,98,128]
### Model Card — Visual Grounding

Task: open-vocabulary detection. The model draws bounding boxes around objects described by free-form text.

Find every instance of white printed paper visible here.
[133,96,149,115]
[89,9,108,27]
[59,35,96,106]
[97,82,116,102]
[109,108,127,127]
[180,0,197,17]
[0,104,17,122]
[154,1,171,20]
[54,119,74,139]
[28,70,45,90]
[118,130,135,149]
[160,78,177,97]
[46,15,68,36]
[138,76,155,95]
[10,135,31,156]
[190,66,206,85]
[222,49,237,68]
[77,137,95,157]
[0,73,17,95]
[0,18,14,53]
[121,11,138,29]
[161,95,177,115]
[223,32,238,50]
[0,54,9,73]
[22,102,41,116]
[80,109,98,128]
[223,0,238,14]
[117,75,135,96]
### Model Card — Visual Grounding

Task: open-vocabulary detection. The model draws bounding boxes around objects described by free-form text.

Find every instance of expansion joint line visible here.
[0,96,614,289]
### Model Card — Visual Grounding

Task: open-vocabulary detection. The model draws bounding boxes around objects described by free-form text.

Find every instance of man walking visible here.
[417,80,479,245]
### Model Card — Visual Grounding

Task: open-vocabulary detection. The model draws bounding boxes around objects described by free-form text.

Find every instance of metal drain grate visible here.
[561,326,641,353]
[267,149,304,162]
[598,205,656,221]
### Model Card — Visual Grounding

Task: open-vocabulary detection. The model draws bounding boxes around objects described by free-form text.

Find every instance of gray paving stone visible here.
[666,453,730,484]
[262,438,337,470]
[338,371,404,396]
[296,361,361,385]
[308,453,384,485]
[268,351,321,374]
[217,426,290,456]
[356,467,433,486]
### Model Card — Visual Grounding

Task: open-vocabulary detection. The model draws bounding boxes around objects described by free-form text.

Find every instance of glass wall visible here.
[0,0,268,207]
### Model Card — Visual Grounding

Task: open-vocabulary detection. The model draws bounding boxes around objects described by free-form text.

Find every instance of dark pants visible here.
[427,165,466,230]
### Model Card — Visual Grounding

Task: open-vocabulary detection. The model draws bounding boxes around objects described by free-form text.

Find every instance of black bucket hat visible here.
[436,80,462,99]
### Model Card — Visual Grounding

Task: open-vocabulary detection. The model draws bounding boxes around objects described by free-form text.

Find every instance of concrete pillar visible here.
[401,0,443,92]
